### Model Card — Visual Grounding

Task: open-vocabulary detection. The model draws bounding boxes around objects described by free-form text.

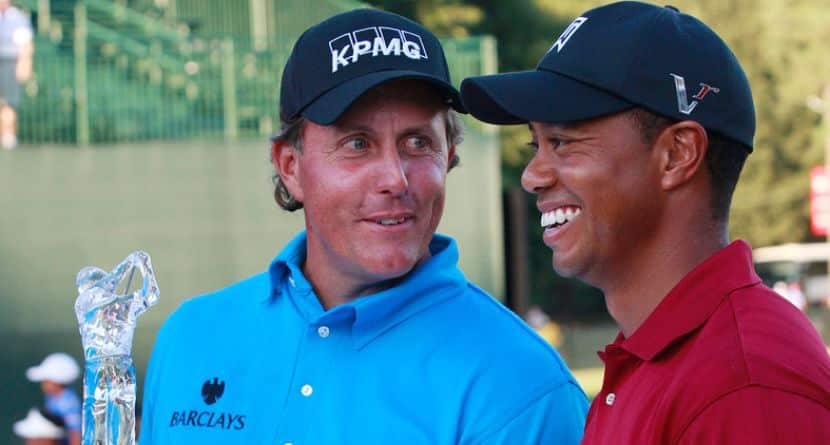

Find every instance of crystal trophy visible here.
[75,251,159,445]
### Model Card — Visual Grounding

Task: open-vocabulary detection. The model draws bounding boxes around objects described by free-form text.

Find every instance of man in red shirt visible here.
[461,1,830,443]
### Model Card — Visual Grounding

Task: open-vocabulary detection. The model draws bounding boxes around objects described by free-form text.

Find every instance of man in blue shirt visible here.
[26,352,82,445]
[140,9,587,445]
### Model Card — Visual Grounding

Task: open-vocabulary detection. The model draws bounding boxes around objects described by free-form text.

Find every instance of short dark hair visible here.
[270,110,463,212]
[627,108,749,221]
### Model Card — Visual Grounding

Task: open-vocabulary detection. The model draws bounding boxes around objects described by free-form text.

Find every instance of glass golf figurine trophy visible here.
[75,251,159,445]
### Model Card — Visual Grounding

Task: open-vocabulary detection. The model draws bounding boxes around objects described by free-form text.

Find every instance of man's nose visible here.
[375,148,409,196]
[521,152,557,194]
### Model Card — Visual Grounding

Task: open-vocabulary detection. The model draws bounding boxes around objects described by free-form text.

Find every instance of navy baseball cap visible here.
[461,1,755,151]
[280,8,465,125]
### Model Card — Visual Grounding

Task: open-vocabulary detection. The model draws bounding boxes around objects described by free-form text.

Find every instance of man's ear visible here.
[656,121,708,191]
[271,138,304,203]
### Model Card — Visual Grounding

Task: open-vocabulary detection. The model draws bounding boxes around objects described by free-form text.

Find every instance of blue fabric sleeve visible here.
[468,381,588,445]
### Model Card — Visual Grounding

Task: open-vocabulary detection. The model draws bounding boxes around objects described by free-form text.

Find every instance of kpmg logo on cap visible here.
[548,17,587,54]
[329,26,428,73]
[670,73,720,115]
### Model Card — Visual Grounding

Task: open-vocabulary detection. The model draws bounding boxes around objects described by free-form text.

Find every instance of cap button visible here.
[664,5,679,12]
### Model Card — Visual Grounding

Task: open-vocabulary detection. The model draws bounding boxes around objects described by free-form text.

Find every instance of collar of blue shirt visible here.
[266,231,468,350]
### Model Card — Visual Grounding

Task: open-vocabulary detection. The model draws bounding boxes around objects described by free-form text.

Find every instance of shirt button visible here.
[284,443,293,445]
[288,276,296,287]
[605,392,616,406]
[317,326,330,338]
[301,384,313,397]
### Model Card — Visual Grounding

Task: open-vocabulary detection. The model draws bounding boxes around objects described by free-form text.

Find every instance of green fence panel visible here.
[12,0,497,145]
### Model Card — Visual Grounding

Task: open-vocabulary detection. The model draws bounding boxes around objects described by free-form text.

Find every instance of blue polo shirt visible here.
[140,232,587,444]
[45,387,81,431]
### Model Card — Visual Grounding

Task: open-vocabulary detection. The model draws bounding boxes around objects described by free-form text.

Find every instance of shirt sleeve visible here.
[677,386,830,444]
[467,380,589,445]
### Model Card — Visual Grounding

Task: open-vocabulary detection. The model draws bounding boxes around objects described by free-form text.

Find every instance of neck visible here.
[304,262,407,310]
[603,220,728,338]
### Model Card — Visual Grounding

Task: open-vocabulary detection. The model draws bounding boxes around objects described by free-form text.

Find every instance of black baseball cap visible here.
[280,8,465,125]
[461,1,755,151]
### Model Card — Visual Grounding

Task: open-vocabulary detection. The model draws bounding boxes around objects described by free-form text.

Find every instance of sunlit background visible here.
[2,0,829,442]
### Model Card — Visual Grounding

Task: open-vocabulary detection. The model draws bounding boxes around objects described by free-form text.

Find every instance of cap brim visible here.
[461,69,633,125]
[302,70,466,125]
[25,366,44,382]
[13,409,65,439]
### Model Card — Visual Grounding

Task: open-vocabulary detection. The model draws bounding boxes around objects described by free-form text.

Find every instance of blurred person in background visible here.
[773,280,807,311]
[26,353,81,445]
[462,1,830,443]
[525,305,563,348]
[0,0,32,150]
[139,8,587,445]
[13,406,66,445]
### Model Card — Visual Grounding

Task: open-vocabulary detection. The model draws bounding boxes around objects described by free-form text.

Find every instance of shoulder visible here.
[678,385,830,444]
[460,284,577,380]
[448,286,588,443]
[143,272,273,402]
[424,285,587,427]
[49,388,81,412]
[725,284,830,405]
[671,283,830,419]
[151,271,271,357]
[163,272,270,329]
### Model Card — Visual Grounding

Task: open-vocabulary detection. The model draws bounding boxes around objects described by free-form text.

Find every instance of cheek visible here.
[298,160,356,199]
[409,162,448,199]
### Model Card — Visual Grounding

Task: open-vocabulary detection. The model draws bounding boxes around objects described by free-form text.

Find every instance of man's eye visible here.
[549,137,569,150]
[343,137,369,151]
[526,141,539,151]
[404,135,430,150]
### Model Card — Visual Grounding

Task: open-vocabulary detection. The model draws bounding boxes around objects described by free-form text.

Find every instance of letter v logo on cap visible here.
[671,73,720,115]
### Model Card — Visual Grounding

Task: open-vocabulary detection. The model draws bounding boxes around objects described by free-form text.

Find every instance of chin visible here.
[551,251,580,278]
[365,249,423,278]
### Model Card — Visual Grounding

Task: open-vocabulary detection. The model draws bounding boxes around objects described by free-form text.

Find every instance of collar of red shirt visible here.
[606,240,762,362]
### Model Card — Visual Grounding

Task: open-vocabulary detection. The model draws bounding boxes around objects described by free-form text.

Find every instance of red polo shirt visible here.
[582,241,830,444]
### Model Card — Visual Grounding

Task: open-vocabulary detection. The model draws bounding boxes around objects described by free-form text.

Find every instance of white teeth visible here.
[540,207,581,228]
[565,207,581,221]
[540,212,554,227]
[379,217,406,225]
